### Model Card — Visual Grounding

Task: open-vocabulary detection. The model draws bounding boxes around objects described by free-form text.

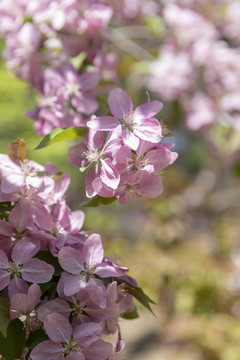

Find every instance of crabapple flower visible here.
[10,283,42,331]
[69,127,122,197]
[116,169,164,205]
[38,283,119,324]
[0,238,54,298]
[30,313,113,360]
[0,154,45,194]
[58,234,133,296]
[87,88,163,150]
[27,61,100,135]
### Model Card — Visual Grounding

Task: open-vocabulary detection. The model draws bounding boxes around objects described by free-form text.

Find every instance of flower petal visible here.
[134,118,162,143]
[134,100,163,121]
[87,116,119,131]
[30,340,63,360]
[122,129,139,150]
[21,258,54,283]
[100,159,120,190]
[58,247,83,274]
[0,250,9,269]
[0,270,10,291]
[12,239,39,264]
[108,88,133,120]
[82,234,104,268]
[44,313,72,343]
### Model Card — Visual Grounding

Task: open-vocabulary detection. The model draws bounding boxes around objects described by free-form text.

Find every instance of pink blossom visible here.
[0,239,54,298]
[27,61,100,135]
[69,127,122,197]
[58,234,131,296]
[30,313,113,360]
[87,88,163,150]
[10,283,42,331]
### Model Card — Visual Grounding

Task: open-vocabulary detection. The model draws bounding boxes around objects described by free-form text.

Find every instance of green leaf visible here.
[119,282,156,316]
[34,127,87,150]
[0,290,10,337]
[121,306,139,320]
[0,202,11,220]
[0,319,25,360]
[81,195,117,207]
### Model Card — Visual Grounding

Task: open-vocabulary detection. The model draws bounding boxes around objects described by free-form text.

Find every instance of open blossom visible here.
[30,313,113,360]
[69,127,122,197]
[87,88,163,150]
[58,234,133,296]
[10,283,42,331]
[27,61,100,135]
[0,239,54,298]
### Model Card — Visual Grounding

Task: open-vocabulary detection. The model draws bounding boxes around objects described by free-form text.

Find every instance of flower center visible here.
[20,311,41,332]
[7,262,22,277]
[37,95,57,107]
[85,147,102,163]
[63,340,80,356]
[72,301,87,319]
[123,111,135,130]
[66,82,80,96]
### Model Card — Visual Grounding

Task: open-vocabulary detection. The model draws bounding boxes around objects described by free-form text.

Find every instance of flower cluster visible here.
[69,88,178,203]
[0,141,137,359]
[147,0,240,132]
[27,61,100,135]
[0,0,114,84]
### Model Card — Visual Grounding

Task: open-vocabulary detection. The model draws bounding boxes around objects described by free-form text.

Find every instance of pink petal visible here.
[95,263,126,278]
[122,129,139,150]
[28,283,42,306]
[8,277,29,299]
[63,274,87,296]
[44,313,72,343]
[72,92,98,115]
[30,340,63,360]
[32,202,53,232]
[65,353,85,360]
[0,249,10,269]
[67,210,85,233]
[87,116,119,131]
[21,258,54,283]
[101,126,122,156]
[9,198,33,232]
[79,72,100,91]
[81,339,113,360]
[38,298,71,322]
[58,247,83,274]
[12,239,39,264]
[133,170,163,198]
[73,322,102,343]
[68,143,89,167]
[100,159,120,189]
[134,100,163,121]
[11,291,37,315]
[0,173,24,193]
[0,220,13,236]
[86,127,105,149]
[0,270,10,291]
[108,88,133,120]
[83,234,104,267]
[85,167,99,198]
[134,118,162,143]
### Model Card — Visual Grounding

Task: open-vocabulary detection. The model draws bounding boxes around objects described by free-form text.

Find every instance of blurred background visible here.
[1,1,240,359]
